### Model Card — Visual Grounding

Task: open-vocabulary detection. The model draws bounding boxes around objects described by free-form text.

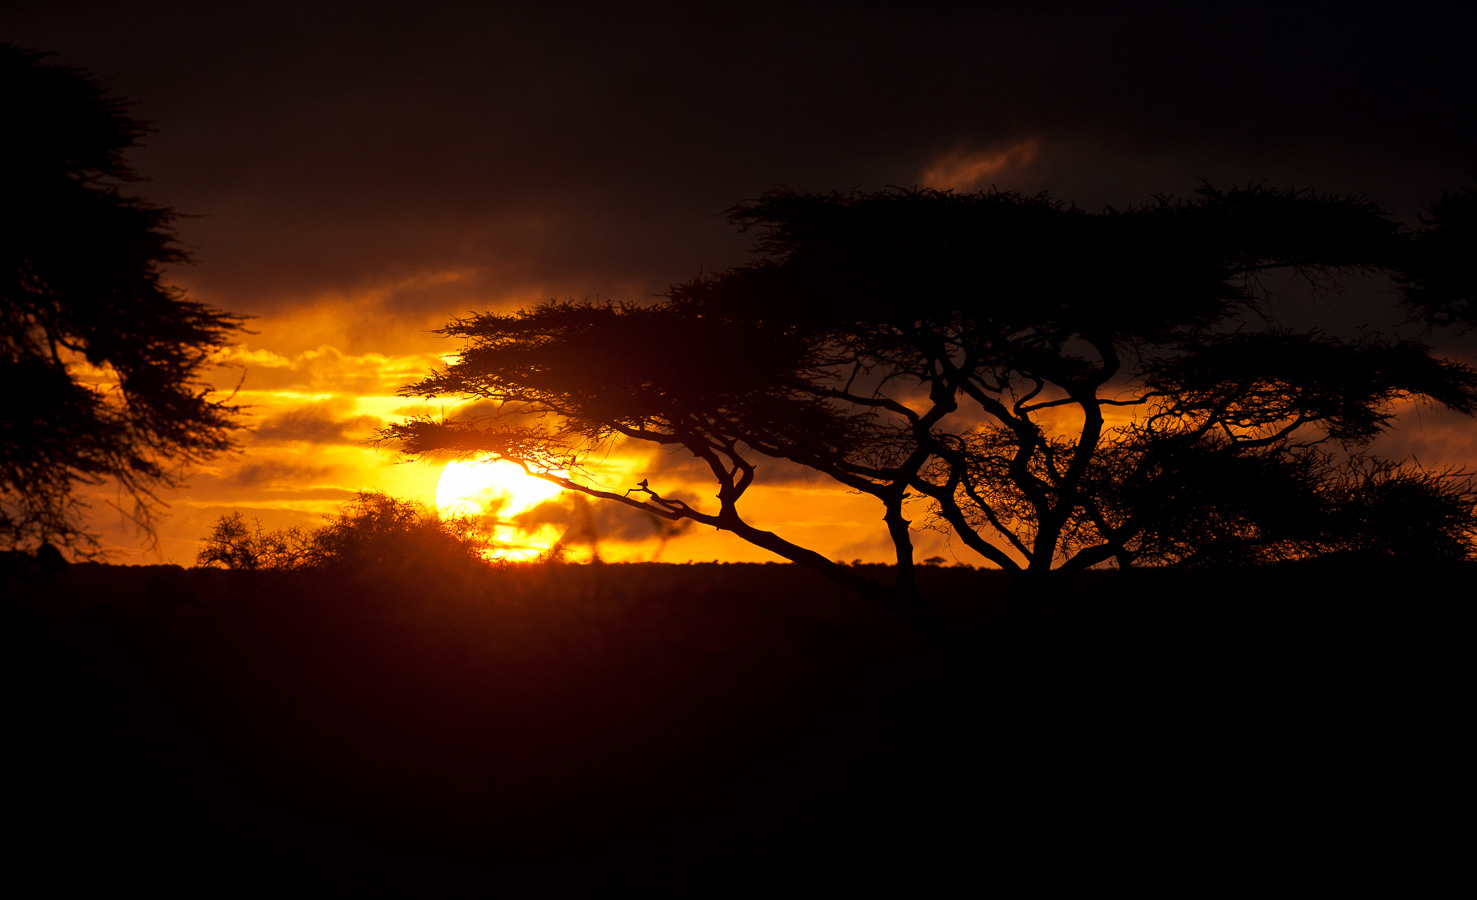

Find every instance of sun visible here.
[435,457,565,560]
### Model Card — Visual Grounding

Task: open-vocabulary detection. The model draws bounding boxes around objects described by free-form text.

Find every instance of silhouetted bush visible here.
[195,511,313,571]
[196,491,496,573]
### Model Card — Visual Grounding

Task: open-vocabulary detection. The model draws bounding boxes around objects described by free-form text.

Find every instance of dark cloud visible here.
[10,1,1477,561]
[8,1,1472,327]
[622,442,838,488]
[437,399,512,423]
[230,461,337,489]
[253,402,381,445]
[514,491,695,546]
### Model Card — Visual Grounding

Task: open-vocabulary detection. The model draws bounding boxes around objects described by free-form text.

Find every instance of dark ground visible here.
[4,560,1465,894]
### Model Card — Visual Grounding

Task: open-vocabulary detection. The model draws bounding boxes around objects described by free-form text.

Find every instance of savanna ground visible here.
[5,559,1463,894]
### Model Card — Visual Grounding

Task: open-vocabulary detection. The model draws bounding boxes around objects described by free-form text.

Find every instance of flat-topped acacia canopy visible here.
[384,186,1477,624]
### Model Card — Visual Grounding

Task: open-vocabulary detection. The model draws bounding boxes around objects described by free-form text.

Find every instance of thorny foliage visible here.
[1,46,245,556]
[384,186,1477,607]
[1400,167,1477,331]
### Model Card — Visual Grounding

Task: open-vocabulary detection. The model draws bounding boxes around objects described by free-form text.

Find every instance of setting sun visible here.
[436,457,565,560]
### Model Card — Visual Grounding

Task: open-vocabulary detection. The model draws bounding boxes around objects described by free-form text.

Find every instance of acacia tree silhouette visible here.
[1400,167,1477,330]
[383,186,1477,623]
[1,46,245,555]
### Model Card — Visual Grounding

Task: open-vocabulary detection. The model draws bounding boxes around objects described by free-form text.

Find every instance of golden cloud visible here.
[217,343,443,396]
[920,138,1042,191]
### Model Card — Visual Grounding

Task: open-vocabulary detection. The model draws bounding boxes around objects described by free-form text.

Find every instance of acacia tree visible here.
[1,46,245,554]
[383,186,1477,621]
[195,511,314,571]
[1400,168,1476,330]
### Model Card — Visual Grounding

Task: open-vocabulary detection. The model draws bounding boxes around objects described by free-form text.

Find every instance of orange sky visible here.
[80,291,971,567]
[78,246,1477,568]
[13,2,1476,566]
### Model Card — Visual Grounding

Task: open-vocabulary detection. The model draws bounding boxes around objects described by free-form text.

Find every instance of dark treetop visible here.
[385,186,1477,624]
[1,46,245,555]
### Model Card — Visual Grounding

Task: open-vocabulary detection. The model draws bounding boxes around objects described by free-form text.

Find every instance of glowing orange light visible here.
[436,457,565,560]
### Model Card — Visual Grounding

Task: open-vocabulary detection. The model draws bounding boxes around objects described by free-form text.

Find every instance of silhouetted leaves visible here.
[387,185,1477,617]
[1143,332,1477,444]
[1400,168,1477,330]
[196,511,314,571]
[1,46,246,554]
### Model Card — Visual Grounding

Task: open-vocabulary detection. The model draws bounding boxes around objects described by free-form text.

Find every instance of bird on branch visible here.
[625,478,685,513]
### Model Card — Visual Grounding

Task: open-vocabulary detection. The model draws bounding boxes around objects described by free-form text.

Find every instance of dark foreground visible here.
[4,560,1464,894]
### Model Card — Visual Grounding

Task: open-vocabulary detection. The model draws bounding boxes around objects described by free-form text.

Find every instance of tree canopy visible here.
[1399,168,1477,330]
[1,46,245,554]
[384,185,1477,621]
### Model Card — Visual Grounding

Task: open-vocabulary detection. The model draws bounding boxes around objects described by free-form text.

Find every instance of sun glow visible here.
[435,457,566,560]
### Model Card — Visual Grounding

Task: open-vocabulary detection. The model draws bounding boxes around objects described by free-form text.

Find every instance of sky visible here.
[9,1,1477,565]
